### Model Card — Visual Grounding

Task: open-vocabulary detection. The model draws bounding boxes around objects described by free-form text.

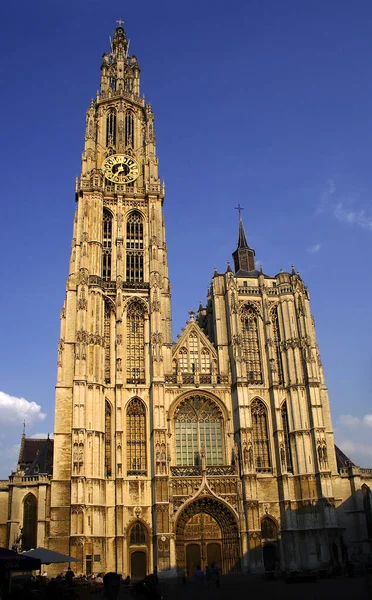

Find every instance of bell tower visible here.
[49,23,172,574]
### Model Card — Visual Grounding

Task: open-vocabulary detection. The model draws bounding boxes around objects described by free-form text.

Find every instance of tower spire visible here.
[232,214,255,273]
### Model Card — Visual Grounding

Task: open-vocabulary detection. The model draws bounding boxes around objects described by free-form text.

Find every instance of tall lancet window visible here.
[106,108,117,147]
[23,494,37,550]
[251,399,271,470]
[105,400,112,477]
[104,303,111,384]
[241,305,263,383]
[102,210,113,280]
[126,398,147,475]
[174,395,223,466]
[271,306,283,384]
[126,212,144,283]
[126,301,145,384]
[125,111,134,147]
[281,402,293,473]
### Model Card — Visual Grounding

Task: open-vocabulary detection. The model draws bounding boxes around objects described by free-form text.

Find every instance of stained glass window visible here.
[106,109,116,146]
[126,301,145,384]
[102,210,112,280]
[126,212,144,283]
[105,400,112,477]
[174,396,223,466]
[251,399,271,470]
[23,494,37,550]
[127,398,147,475]
[241,306,263,383]
[281,402,293,473]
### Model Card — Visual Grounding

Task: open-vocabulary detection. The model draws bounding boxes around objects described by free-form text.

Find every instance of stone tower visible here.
[49,23,172,575]
[45,23,372,579]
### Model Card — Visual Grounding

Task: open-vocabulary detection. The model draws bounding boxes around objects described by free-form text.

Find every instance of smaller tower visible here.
[232,217,255,272]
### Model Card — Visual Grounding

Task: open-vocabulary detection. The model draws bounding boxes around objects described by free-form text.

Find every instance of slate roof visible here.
[334,444,355,470]
[18,437,54,475]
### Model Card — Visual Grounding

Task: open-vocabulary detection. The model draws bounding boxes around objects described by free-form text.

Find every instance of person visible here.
[65,567,75,586]
[193,565,205,586]
[135,574,161,600]
[102,572,121,600]
[123,575,130,586]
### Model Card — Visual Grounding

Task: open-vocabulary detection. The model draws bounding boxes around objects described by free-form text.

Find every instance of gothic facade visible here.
[0,24,371,578]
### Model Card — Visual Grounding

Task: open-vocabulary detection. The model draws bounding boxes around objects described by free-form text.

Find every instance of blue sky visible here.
[0,0,372,477]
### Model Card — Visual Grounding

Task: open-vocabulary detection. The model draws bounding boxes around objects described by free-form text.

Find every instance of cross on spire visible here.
[234,204,244,218]
[116,18,124,27]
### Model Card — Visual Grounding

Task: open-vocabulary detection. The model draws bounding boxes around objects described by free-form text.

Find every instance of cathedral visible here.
[0,23,371,579]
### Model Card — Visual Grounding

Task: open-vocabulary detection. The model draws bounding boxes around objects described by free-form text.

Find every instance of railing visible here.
[238,286,260,295]
[360,468,372,475]
[170,465,237,477]
[256,467,273,474]
[122,281,150,290]
[127,470,147,477]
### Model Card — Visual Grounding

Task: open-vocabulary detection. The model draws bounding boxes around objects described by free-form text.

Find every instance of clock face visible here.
[102,154,139,184]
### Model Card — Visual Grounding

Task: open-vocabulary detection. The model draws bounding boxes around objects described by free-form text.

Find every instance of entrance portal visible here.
[131,551,146,579]
[184,513,222,575]
[175,496,240,575]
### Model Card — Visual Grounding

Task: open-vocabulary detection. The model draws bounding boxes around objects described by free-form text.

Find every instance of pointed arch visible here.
[281,401,293,473]
[105,399,112,477]
[125,110,135,147]
[106,108,117,147]
[126,211,144,283]
[241,304,263,383]
[261,516,278,540]
[102,209,113,280]
[174,394,224,466]
[126,398,147,475]
[129,521,147,545]
[126,301,145,384]
[23,493,37,550]
[104,302,112,384]
[251,398,271,471]
[362,484,372,539]
[271,305,283,384]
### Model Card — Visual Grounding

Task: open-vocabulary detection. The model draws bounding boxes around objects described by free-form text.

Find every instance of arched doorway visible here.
[128,521,148,579]
[184,513,222,576]
[261,517,279,571]
[175,496,240,575]
[131,551,146,579]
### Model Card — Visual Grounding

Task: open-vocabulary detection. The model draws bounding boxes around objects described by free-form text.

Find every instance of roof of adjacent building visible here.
[17,436,54,476]
[334,444,355,470]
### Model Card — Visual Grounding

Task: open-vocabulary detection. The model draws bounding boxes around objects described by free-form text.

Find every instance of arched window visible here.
[125,111,134,147]
[261,517,278,540]
[130,522,147,544]
[23,494,37,550]
[105,400,112,477]
[362,484,372,539]
[174,395,223,466]
[200,348,210,373]
[127,398,147,475]
[281,402,293,473]
[126,212,144,283]
[178,348,188,372]
[126,301,145,384]
[241,306,263,383]
[251,399,271,470]
[106,109,117,146]
[102,210,113,280]
[271,306,283,384]
[189,333,198,372]
[104,303,111,384]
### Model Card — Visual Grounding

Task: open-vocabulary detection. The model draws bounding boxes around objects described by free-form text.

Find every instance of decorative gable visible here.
[172,318,218,375]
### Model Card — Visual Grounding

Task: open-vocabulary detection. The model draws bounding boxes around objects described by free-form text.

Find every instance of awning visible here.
[22,547,79,565]
[0,547,41,571]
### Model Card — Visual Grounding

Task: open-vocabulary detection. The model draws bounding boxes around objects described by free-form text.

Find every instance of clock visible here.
[102,154,139,184]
